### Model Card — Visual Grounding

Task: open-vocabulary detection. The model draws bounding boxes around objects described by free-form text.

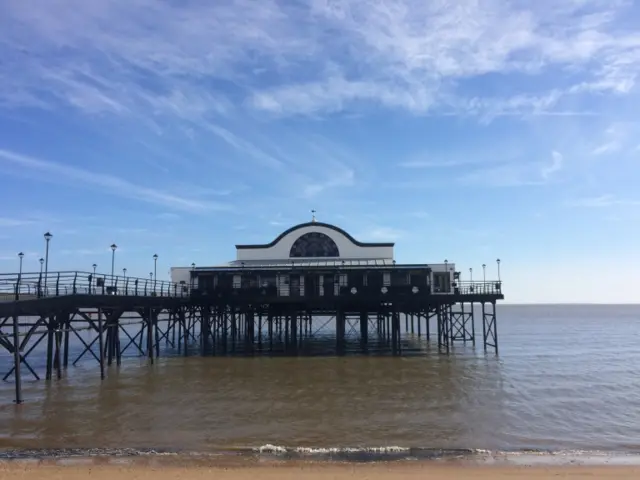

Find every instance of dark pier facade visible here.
[0,221,503,404]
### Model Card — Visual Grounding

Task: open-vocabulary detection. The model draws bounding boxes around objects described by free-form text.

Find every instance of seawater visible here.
[0,304,639,463]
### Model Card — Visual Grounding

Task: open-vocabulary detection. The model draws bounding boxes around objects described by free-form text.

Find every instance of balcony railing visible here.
[0,271,190,301]
[192,280,503,299]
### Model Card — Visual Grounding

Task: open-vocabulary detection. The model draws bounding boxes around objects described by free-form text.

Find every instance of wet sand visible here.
[1,463,639,480]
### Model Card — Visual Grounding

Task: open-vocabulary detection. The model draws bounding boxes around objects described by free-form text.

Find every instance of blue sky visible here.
[1,0,640,303]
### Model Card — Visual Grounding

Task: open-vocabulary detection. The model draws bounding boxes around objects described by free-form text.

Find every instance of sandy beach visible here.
[1,463,640,480]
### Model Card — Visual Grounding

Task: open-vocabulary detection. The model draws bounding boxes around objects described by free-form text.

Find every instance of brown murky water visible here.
[1,305,640,456]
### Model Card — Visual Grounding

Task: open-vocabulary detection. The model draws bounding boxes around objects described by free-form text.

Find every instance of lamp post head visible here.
[191,263,195,269]
[149,272,153,278]
[18,252,24,259]
[482,263,486,268]
[39,258,44,265]
[92,263,97,268]
[111,244,117,252]
[153,254,158,261]
[44,232,52,241]
[496,258,501,264]
[123,268,127,274]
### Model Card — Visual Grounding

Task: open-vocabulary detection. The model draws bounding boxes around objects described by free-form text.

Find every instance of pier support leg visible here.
[482,301,499,354]
[359,312,368,352]
[336,309,345,355]
[437,304,450,353]
[45,316,54,380]
[450,302,474,343]
[12,315,22,404]
[180,308,188,357]
[98,308,105,379]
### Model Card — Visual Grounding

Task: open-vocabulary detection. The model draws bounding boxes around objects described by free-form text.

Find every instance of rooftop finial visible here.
[311,209,316,222]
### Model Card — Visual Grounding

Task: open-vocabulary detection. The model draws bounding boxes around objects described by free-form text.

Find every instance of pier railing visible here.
[0,271,189,301]
[194,280,503,299]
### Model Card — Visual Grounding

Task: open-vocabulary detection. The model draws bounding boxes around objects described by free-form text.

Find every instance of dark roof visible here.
[235,222,395,250]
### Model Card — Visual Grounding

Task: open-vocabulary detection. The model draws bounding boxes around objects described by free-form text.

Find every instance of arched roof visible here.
[235,222,395,249]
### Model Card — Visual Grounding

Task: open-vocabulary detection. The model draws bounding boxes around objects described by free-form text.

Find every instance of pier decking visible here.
[1,268,502,404]
[1,220,505,404]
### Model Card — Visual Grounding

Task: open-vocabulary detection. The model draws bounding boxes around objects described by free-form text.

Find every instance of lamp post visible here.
[469,267,473,282]
[482,263,486,282]
[444,259,449,292]
[191,262,196,290]
[110,244,117,282]
[92,263,97,275]
[153,253,158,283]
[43,232,52,295]
[39,257,44,274]
[38,257,44,298]
[497,258,501,282]
[123,268,127,278]
[17,252,24,300]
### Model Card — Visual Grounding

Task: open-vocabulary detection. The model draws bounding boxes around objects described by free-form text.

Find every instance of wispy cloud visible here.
[399,158,480,169]
[541,151,564,180]
[567,194,640,208]
[0,217,34,227]
[458,151,564,187]
[2,0,639,120]
[591,123,639,156]
[0,149,229,212]
[357,226,406,242]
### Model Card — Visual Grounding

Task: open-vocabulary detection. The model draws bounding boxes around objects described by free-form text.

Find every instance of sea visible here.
[0,304,639,465]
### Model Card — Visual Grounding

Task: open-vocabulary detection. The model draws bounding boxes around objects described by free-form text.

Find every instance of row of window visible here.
[196,271,451,291]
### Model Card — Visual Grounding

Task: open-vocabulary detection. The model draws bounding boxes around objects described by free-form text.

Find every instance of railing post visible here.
[14,274,20,301]
[56,273,60,296]
[144,280,148,296]
[115,277,119,295]
[135,279,139,296]
[73,272,78,294]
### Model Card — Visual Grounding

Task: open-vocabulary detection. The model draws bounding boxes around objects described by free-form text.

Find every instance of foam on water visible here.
[3,445,640,467]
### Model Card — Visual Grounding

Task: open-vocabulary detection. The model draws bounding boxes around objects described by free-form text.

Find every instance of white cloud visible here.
[458,151,563,187]
[1,0,639,120]
[567,194,640,207]
[0,149,229,212]
[0,217,34,227]
[541,151,564,180]
[357,226,406,242]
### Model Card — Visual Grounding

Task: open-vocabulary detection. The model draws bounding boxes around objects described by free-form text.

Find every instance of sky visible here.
[1,0,640,304]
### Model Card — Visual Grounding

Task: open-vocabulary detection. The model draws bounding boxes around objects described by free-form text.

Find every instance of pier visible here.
[0,221,504,404]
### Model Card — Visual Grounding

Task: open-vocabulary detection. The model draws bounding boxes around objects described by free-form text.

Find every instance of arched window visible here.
[289,232,340,258]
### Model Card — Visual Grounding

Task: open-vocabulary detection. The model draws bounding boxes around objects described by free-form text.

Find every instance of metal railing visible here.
[193,280,503,298]
[0,271,190,301]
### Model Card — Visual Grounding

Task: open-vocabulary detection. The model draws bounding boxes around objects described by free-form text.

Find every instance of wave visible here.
[2,445,640,466]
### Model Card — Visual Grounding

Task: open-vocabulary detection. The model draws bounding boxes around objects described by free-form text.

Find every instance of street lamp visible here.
[39,257,44,297]
[482,264,486,282]
[123,268,127,278]
[469,267,473,282]
[92,263,97,275]
[444,259,449,292]
[43,232,52,295]
[153,254,158,283]
[39,257,44,274]
[497,258,501,282]
[17,252,24,300]
[110,244,117,281]
[149,272,153,280]
[191,262,196,290]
